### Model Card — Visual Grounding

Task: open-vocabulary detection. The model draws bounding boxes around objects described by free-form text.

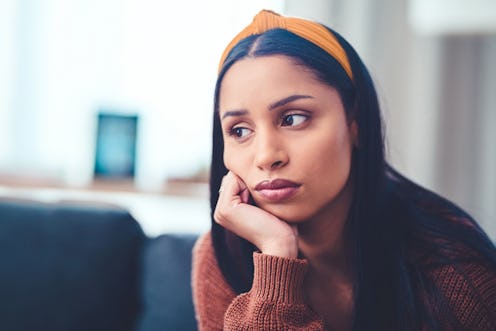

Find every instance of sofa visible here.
[0,197,199,331]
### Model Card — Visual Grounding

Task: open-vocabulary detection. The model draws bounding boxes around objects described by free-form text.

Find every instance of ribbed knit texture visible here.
[191,232,496,330]
[191,233,236,330]
[252,252,307,303]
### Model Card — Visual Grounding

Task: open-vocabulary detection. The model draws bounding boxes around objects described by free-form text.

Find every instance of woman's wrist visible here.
[260,238,298,259]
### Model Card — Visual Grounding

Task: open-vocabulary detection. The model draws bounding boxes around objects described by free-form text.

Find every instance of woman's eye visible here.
[281,114,308,127]
[230,127,251,138]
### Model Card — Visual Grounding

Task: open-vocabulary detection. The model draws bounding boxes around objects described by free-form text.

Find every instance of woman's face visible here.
[218,55,357,223]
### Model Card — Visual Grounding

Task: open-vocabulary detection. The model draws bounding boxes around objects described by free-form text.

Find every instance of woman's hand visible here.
[214,171,298,259]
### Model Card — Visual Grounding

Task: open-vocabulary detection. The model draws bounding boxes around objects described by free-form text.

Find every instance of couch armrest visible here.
[137,233,198,331]
[0,198,146,331]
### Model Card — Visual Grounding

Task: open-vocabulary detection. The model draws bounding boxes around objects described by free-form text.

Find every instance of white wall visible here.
[0,0,284,190]
[0,0,17,164]
[409,0,496,34]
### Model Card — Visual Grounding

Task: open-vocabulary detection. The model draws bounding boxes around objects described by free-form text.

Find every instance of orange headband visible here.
[218,10,353,80]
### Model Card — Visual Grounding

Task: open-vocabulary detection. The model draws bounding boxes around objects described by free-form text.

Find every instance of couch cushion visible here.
[137,233,198,331]
[0,198,146,331]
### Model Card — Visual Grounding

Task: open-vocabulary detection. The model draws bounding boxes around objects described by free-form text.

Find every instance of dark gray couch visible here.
[0,198,199,331]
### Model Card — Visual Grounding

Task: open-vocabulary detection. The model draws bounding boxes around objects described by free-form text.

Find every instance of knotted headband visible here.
[218,10,353,80]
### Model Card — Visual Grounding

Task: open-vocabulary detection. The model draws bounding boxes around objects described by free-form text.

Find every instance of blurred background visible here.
[0,0,494,239]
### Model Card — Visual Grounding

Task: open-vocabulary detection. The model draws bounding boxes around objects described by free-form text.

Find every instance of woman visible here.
[192,10,496,330]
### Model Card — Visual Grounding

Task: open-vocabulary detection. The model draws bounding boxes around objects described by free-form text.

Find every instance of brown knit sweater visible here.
[191,232,496,330]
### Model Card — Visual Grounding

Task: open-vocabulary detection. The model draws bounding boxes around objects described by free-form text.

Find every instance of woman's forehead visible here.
[219,55,325,97]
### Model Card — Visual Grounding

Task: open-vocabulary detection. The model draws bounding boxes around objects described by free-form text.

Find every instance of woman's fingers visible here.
[216,172,245,207]
[215,172,245,224]
[214,171,298,258]
[240,188,250,204]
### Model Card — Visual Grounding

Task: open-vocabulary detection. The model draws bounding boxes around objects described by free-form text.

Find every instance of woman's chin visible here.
[257,203,313,223]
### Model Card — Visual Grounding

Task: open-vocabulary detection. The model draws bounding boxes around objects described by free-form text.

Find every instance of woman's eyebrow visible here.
[221,109,248,120]
[269,94,314,110]
[221,94,313,119]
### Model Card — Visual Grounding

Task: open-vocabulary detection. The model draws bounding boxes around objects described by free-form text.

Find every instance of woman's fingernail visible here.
[241,188,249,203]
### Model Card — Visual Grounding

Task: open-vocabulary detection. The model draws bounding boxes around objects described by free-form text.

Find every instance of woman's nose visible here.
[254,132,289,171]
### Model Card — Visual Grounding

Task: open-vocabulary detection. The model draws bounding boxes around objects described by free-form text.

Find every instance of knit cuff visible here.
[252,252,308,304]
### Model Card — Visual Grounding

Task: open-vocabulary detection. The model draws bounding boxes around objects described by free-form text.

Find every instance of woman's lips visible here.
[254,179,301,202]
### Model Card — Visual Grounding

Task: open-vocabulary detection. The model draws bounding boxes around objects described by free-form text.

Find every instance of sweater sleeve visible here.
[223,253,324,330]
[192,232,325,331]
[191,232,236,331]
[430,261,496,330]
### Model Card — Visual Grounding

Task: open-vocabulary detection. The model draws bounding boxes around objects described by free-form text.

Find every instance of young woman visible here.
[192,10,496,330]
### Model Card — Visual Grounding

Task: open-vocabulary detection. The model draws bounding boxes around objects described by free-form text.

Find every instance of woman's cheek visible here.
[223,146,235,171]
[223,147,245,174]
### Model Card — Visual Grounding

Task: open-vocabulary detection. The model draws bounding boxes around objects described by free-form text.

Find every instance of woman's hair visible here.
[209,26,496,330]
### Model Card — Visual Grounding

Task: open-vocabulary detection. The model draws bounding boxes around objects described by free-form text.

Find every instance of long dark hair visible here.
[209,27,496,330]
